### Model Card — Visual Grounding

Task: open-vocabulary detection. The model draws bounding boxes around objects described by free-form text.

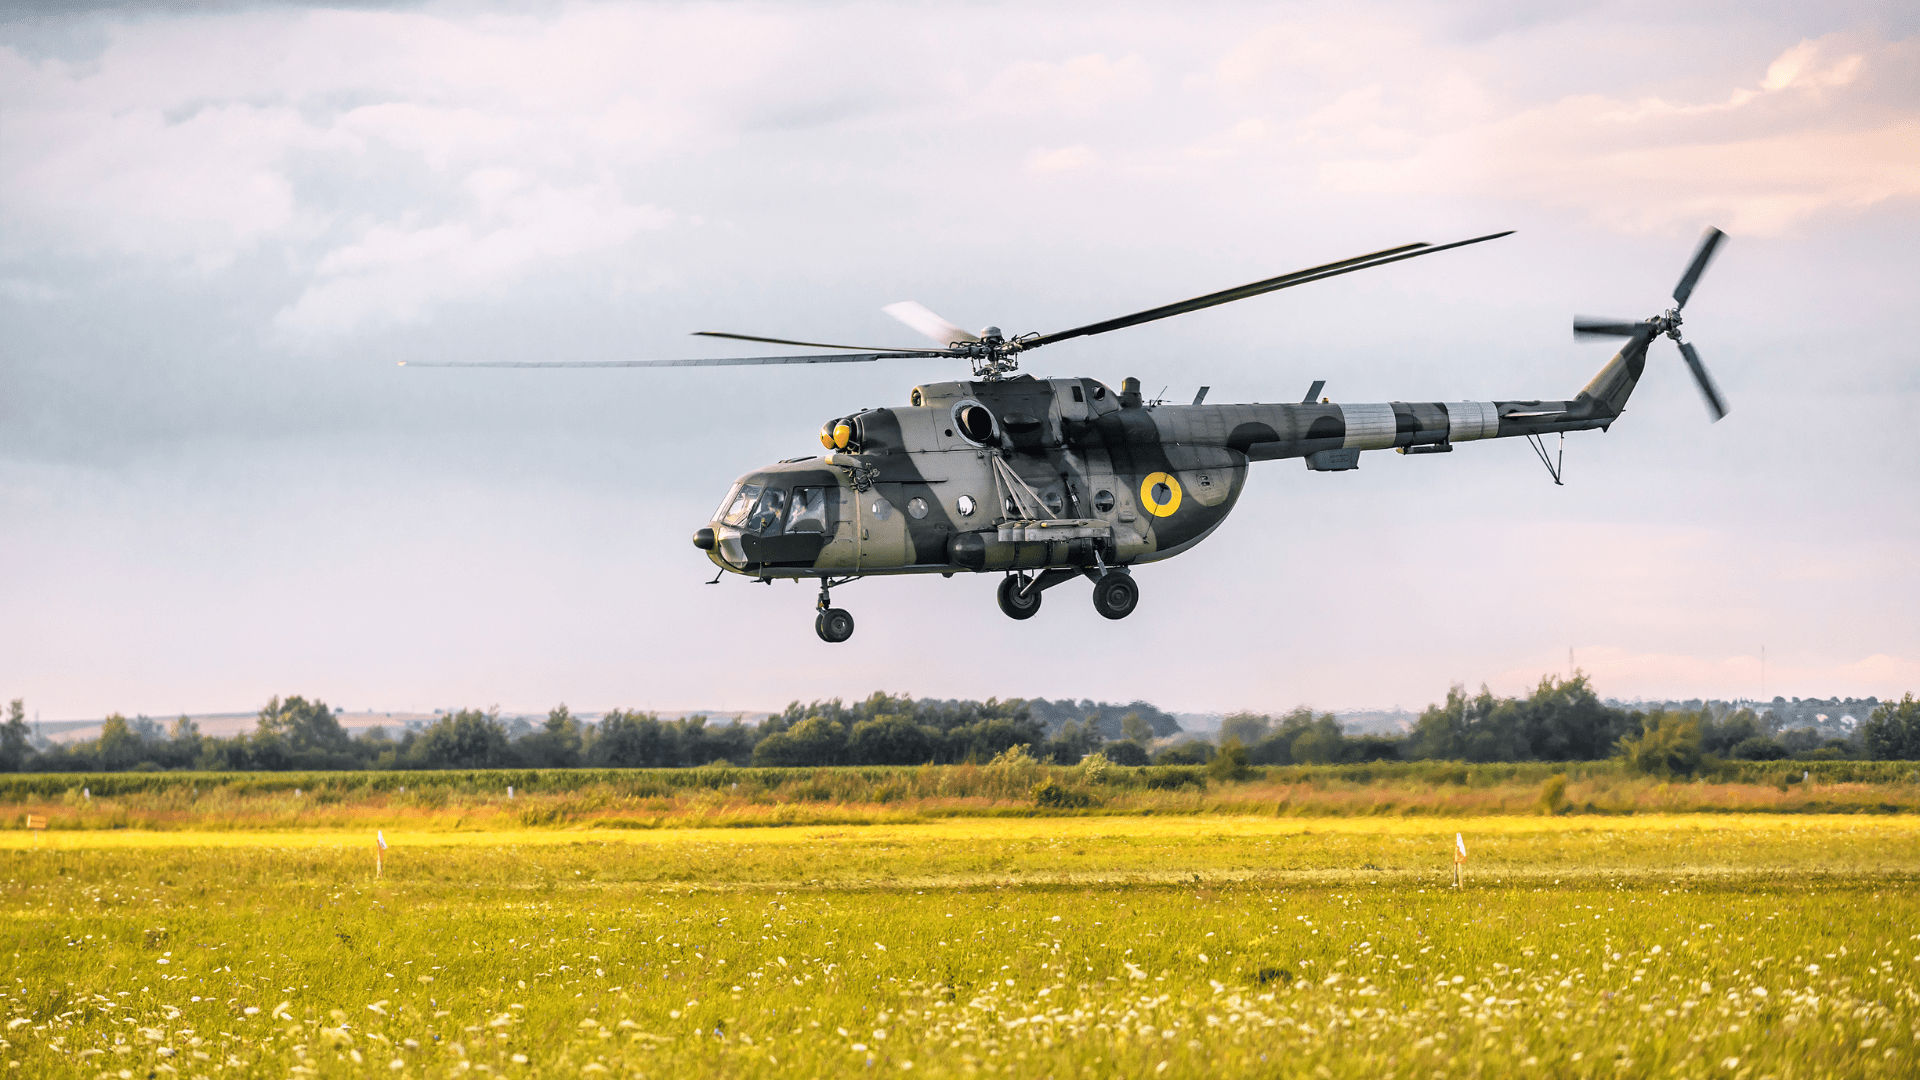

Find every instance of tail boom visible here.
[1144,332,1655,462]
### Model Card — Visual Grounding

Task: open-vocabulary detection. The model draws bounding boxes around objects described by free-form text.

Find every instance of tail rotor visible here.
[1574,226,1729,422]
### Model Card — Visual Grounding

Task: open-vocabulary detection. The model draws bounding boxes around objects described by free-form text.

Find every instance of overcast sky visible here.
[2,0,1915,721]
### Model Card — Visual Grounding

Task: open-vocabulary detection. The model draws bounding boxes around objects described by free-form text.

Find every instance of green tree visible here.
[1618,711,1703,777]
[1153,741,1215,766]
[520,704,584,768]
[1731,736,1789,761]
[1408,675,1634,762]
[1862,693,1920,760]
[256,696,350,756]
[847,715,935,765]
[1288,716,1346,765]
[0,699,30,772]
[752,715,847,767]
[410,708,511,769]
[1120,711,1154,745]
[97,714,143,771]
[1219,711,1271,746]
[1702,709,1760,756]
[1207,737,1252,781]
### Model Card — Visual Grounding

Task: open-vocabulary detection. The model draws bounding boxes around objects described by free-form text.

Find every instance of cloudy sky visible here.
[2,0,1915,721]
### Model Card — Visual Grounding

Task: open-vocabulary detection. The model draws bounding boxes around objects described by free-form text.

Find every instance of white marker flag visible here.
[377,829,388,851]
[1455,833,1467,862]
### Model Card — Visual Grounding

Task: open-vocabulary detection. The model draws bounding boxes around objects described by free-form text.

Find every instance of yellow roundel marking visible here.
[1139,471,1182,517]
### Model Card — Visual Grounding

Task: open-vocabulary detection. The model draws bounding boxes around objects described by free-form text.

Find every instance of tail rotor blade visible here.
[883,301,980,347]
[1676,340,1729,422]
[1671,226,1725,310]
[1574,316,1648,339]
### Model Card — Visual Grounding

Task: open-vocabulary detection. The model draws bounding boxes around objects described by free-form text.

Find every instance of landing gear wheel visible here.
[815,607,855,643]
[996,576,1043,620]
[1090,571,1138,620]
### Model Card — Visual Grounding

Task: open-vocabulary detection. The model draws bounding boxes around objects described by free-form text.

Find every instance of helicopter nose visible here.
[692,527,716,550]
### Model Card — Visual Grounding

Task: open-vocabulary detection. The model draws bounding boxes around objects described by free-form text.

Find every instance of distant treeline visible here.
[1,682,1915,774]
[0,694,1178,773]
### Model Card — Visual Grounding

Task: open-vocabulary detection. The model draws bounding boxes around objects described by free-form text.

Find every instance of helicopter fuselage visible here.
[699,334,1646,583]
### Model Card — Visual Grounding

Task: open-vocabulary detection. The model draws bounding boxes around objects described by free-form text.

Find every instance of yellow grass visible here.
[3,812,1917,1078]
[7,811,1920,851]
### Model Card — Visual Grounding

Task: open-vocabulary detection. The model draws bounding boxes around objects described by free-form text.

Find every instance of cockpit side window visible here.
[745,487,787,535]
[721,484,763,527]
[787,487,829,533]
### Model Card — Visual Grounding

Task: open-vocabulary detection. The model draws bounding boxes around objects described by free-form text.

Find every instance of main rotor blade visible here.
[883,301,981,346]
[1023,232,1511,350]
[398,351,944,369]
[692,330,950,355]
[1676,340,1729,422]
[1573,316,1649,338]
[1672,226,1725,310]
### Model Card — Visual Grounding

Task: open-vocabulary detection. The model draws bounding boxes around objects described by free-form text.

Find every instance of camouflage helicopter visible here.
[407,227,1727,643]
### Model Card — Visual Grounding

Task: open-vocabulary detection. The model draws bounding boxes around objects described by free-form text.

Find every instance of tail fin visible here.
[1570,326,1658,425]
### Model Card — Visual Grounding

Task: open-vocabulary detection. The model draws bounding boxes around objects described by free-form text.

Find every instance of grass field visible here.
[3,814,1917,1078]
[6,760,1920,833]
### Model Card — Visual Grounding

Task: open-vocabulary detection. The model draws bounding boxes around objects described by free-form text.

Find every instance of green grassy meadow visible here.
[2,815,1917,1079]
[6,759,1920,834]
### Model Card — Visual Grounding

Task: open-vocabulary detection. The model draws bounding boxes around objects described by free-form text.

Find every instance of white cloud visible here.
[1027,145,1100,175]
[275,178,672,338]
[989,53,1151,118]
[0,88,330,268]
[1199,24,1919,235]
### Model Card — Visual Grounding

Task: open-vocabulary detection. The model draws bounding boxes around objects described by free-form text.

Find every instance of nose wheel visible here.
[815,582,855,643]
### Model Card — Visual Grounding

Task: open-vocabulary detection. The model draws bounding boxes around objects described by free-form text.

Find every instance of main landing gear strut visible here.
[815,580,855,644]
[996,567,1139,621]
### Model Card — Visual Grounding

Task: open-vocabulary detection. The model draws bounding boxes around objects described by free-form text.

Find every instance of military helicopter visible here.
[406,227,1728,643]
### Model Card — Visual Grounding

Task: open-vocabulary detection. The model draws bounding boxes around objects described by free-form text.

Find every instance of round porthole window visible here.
[907,497,929,519]
[956,494,977,517]
[870,499,892,520]
[1093,489,1115,513]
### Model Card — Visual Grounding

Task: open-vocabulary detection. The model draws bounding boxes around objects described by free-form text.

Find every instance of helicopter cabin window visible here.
[720,484,761,527]
[745,487,787,534]
[787,487,829,533]
[1093,489,1116,513]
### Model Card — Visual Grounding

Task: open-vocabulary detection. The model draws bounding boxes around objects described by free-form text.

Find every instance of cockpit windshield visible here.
[719,484,762,527]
